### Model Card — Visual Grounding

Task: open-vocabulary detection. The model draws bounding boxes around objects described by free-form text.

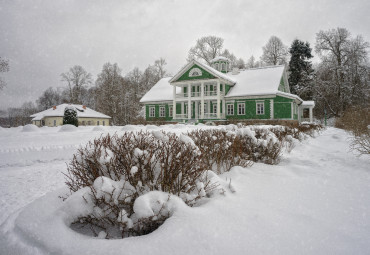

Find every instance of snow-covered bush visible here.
[188,129,252,174]
[63,106,78,127]
[64,131,215,237]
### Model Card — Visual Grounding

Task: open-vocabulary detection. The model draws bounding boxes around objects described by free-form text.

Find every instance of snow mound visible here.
[58,124,78,132]
[121,125,138,131]
[145,125,159,130]
[21,124,39,132]
[92,126,107,131]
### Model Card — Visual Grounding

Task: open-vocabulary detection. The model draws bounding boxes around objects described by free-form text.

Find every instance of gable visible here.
[174,64,216,82]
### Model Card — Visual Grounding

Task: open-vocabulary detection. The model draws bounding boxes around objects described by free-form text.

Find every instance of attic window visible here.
[189,68,202,77]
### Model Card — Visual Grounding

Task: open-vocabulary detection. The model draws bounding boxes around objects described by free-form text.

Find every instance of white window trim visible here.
[256,101,265,115]
[227,104,234,115]
[237,103,245,115]
[149,106,155,117]
[159,106,165,117]
[189,67,202,77]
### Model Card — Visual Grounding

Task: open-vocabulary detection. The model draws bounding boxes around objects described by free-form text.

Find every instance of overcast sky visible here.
[0,0,369,110]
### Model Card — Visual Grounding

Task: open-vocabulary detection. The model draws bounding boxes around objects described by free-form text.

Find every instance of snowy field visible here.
[0,124,369,255]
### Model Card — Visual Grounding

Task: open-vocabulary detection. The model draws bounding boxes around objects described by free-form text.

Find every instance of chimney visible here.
[232,67,240,75]
[83,105,86,109]
[53,106,56,110]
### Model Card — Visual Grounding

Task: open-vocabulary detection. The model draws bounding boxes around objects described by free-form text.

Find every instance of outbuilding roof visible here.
[30,104,111,121]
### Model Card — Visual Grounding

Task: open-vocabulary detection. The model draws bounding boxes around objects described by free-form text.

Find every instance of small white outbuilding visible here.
[30,104,111,127]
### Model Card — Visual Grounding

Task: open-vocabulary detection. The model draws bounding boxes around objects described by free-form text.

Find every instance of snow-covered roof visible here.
[140,64,303,103]
[224,65,287,98]
[30,104,111,121]
[169,59,236,85]
[210,56,230,63]
[301,101,315,107]
[140,77,180,103]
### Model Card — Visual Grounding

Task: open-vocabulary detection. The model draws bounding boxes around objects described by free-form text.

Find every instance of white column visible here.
[181,102,184,115]
[195,101,198,119]
[270,99,274,119]
[309,107,313,123]
[217,81,221,119]
[173,85,176,119]
[298,106,301,122]
[222,99,226,119]
[291,102,293,120]
[201,82,204,119]
[188,84,191,119]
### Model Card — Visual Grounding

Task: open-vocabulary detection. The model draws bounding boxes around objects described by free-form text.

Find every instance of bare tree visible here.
[187,36,224,65]
[61,65,93,104]
[154,58,168,79]
[236,58,246,69]
[261,36,288,65]
[95,63,123,125]
[246,55,256,68]
[36,87,62,110]
[0,57,9,90]
[314,27,369,117]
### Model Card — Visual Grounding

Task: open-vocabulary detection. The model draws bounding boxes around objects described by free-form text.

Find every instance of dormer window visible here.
[189,67,202,77]
[215,63,219,71]
[221,63,226,71]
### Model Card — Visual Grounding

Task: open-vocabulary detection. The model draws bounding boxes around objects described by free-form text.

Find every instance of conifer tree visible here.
[63,106,78,127]
[288,39,314,97]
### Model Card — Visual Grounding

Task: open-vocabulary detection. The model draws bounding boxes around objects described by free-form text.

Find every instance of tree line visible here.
[1,27,368,127]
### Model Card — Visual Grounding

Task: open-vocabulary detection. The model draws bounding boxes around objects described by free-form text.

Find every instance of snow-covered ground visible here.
[0,125,369,255]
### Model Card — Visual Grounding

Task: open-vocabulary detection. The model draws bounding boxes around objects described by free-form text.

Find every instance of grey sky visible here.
[1,0,369,110]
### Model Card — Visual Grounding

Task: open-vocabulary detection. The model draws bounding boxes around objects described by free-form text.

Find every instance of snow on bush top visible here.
[21,124,40,132]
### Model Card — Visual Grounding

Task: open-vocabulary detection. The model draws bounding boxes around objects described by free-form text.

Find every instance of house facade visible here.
[30,104,111,127]
[140,58,314,123]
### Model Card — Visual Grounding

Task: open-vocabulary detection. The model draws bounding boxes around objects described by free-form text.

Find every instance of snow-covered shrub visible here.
[63,106,78,127]
[21,124,39,132]
[188,129,252,174]
[64,131,214,237]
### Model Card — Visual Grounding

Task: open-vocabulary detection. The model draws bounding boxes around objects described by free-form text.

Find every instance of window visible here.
[184,104,187,114]
[215,63,219,71]
[149,106,155,117]
[159,106,165,117]
[41,120,45,126]
[97,121,100,125]
[103,121,105,126]
[237,103,245,115]
[82,121,86,126]
[88,121,91,125]
[189,67,202,77]
[256,102,264,115]
[169,106,173,117]
[227,104,234,115]
[213,104,217,114]
[221,63,225,71]
[53,120,56,126]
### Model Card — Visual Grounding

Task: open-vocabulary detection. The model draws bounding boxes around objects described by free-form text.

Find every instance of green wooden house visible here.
[140,57,315,123]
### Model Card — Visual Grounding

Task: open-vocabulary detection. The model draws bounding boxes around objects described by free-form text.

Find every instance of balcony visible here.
[175,91,222,99]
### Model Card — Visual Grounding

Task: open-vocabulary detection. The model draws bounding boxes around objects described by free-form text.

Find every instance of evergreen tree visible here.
[63,106,78,127]
[288,39,314,97]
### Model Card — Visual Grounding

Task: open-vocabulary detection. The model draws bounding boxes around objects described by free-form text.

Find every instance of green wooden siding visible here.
[145,95,295,121]
[278,77,286,92]
[226,99,270,120]
[273,96,293,119]
[175,64,216,82]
